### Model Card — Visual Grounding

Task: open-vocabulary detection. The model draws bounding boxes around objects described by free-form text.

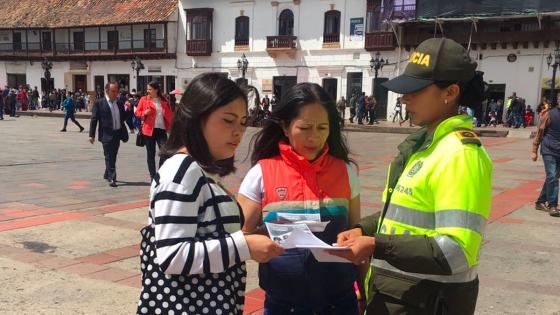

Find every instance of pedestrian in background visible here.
[60,91,84,132]
[134,81,173,181]
[532,101,560,217]
[337,96,347,122]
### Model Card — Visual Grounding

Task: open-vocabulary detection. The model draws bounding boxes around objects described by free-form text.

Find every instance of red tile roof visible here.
[0,0,177,29]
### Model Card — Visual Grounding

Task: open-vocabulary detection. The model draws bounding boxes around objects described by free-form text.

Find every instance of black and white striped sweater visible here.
[148,153,250,275]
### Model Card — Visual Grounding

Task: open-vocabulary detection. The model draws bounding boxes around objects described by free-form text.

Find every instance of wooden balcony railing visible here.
[186,39,212,56]
[365,32,396,51]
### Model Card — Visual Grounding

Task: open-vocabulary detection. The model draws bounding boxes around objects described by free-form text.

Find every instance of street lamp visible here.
[237,53,249,85]
[41,57,53,96]
[370,52,388,121]
[131,56,145,92]
[546,47,560,106]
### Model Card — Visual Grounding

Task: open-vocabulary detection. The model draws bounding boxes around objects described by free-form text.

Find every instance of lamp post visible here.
[237,53,249,86]
[370,52,388,121]
[131,56,145,93]
[41,57,53,96]
[546,47,560,106]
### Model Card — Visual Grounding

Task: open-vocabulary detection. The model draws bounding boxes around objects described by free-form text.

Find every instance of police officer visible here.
[330,38,492,314]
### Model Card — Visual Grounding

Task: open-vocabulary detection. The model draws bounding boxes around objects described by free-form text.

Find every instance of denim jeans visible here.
[263,290,358,315]
[537,154,560,208]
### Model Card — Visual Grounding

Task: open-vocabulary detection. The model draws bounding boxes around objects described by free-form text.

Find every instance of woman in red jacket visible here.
[135,81,173,180]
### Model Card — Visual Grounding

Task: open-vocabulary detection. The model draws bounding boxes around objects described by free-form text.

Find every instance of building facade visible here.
[0,0,179,97]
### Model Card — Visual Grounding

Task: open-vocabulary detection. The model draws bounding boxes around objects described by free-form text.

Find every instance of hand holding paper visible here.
[327,236,376,265]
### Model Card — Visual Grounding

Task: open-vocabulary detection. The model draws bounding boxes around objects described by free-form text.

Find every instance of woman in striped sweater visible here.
[136,73,284,315]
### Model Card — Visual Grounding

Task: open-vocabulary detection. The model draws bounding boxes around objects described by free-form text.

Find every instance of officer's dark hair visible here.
[161,72,247,177]
[434,71,487,111]
[250,82,352,166]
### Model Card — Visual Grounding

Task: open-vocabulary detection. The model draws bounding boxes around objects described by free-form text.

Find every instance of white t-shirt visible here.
[153,97,165,129]
[238,163,360,203]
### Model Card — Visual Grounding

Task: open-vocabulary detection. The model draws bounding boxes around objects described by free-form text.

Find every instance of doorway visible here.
[322,78,338,101]
[346,72,363,100]
[372,77,389,119]
[73,75,87,92]
[273,76,297,101]
[487,84,506,102]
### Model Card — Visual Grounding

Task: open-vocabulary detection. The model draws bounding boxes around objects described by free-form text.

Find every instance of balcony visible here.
[234,38,249,52]
[365,32,396,51]
[186,39,212,56]
[266,36,297,58]
[0,36,172,61]
[323,33,340,48]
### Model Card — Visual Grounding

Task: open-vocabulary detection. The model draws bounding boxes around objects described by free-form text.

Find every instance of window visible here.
[279,9,294,36]
[235,16,250,46]
[73,32,84,51]
[324,10,341,43]
[13,32,22,50]
[42,32,52,51]
[366,0,383,33]
[190,16,211,40]
[144,29,156,49]
[107,30,119,50]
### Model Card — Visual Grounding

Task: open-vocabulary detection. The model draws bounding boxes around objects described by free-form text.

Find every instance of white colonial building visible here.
[0,0,179,98]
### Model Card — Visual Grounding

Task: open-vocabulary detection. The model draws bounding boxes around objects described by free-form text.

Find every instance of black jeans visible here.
[62,112,83,130]
[145,128,168,179]
[102,135,121,181]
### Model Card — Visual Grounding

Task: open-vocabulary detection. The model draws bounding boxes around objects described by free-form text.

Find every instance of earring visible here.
[444,99,448,105]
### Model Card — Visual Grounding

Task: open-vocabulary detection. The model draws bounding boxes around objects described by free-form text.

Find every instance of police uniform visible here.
[357,38,493,314]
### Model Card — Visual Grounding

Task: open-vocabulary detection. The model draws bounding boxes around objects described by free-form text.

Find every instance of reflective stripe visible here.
[434,235,469,274]
[372,259,478,283]
[384,204,486,234]
[436,210,486,235]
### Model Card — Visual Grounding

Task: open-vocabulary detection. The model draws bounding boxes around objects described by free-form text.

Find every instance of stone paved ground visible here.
[0,115,558,315]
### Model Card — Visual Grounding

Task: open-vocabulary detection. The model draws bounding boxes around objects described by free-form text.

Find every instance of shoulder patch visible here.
[453,128,481,146]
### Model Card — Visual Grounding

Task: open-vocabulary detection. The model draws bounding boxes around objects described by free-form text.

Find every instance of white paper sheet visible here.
[278,228,352,263]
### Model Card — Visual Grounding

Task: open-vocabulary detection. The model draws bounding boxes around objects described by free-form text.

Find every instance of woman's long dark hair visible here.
[147,81,164,101]
[250,82,351,165]
[162,73,248,176]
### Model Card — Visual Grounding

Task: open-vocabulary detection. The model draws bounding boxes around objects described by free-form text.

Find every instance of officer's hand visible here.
[336,227,362,245]
[88,137,95,144]
[531,152,538,162]
[328,236,375,265]
[245,234,284,263]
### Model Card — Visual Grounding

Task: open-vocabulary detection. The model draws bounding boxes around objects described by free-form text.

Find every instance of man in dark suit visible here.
[89,82,129,187]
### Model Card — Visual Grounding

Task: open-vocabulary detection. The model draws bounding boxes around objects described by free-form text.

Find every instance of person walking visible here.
[392,97,403,123]
[357,92,366,125]
[337,96,347,122]
[88,82,129,187]
[135,81,173,180]
[332,38,492,315]
[60,91,84,132]
[368,95,378,125]
[135,73,283,315]
[7,89,17,117]
[532,101,560,217]
[349,92,357,123]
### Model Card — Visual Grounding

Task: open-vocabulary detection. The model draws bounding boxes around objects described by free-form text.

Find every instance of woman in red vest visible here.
[135,81,173,180]
[238,83,362,314]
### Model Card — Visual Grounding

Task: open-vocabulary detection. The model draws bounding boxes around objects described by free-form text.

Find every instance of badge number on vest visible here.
[275,187,288,200]
[409,52,431,67]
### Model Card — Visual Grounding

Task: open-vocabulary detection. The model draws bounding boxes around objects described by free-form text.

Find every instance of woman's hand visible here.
[245,234,284,263]
[328,236,375,265]
[144,108,151,117]
[335,227,363,245]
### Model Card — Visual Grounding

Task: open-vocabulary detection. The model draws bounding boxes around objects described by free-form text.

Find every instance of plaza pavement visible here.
[0,115,558,314]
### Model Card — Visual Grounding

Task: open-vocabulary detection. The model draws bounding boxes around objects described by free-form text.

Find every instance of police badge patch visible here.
[407,161,423,177]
